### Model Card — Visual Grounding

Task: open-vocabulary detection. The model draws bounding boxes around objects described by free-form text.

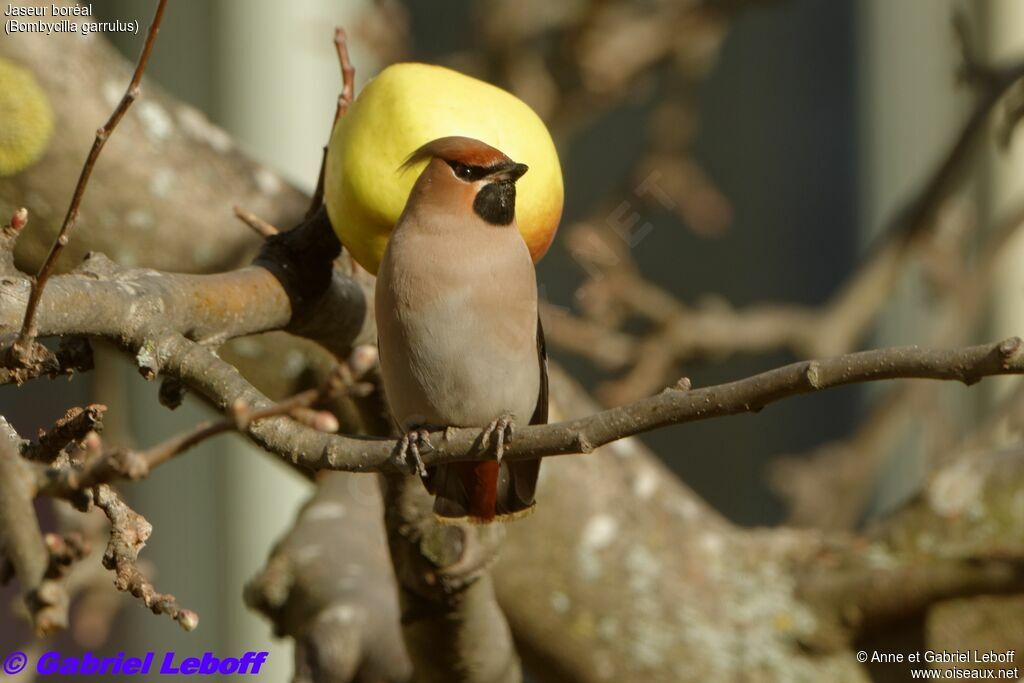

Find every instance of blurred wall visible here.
[857,0,968,516]
[987,1,1024,376]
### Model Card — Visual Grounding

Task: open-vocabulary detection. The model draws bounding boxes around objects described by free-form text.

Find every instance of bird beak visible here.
[492,162,528,182]
[507,162,529,182]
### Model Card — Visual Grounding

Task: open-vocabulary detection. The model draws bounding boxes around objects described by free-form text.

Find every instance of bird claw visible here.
[395,427,432,477]
[481,413,515,463]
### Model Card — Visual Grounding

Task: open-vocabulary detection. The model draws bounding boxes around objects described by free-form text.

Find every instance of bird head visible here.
[402,136,529,226]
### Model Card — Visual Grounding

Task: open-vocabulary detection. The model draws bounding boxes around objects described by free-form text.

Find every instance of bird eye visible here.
[452,163,473,180]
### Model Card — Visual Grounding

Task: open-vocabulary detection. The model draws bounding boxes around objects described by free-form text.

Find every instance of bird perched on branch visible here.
[375,136,547,523]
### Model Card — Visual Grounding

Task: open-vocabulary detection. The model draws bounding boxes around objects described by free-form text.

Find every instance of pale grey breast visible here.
[376,221,540,430]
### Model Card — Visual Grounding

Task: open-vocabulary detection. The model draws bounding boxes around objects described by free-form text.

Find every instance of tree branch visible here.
[0,214,372,380]
[0,419,66,635]
[251,337,1024,472]
[380,475,521,683]
[244,472,412,683]
[798,446,1024,649]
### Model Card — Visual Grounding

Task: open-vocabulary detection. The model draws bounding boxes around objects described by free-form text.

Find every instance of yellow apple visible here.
[325,62,563,274]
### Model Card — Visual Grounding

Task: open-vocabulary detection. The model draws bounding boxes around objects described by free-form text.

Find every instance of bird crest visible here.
[400,136,512,174]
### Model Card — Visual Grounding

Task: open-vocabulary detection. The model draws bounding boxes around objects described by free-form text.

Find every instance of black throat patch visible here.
[473,181,517,226]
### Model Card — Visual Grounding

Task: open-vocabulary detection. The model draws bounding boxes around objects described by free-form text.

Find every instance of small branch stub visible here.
[999,336,1023,367]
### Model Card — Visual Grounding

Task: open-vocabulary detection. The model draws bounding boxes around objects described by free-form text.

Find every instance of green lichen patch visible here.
[0,58,54,176]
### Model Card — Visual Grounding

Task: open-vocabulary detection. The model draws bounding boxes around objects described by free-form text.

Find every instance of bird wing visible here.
[530,313,548,426]
[499,314,547,513]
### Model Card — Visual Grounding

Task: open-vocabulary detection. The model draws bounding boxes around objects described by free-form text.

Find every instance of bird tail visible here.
[427,314,548,524]
[427,459,540,523]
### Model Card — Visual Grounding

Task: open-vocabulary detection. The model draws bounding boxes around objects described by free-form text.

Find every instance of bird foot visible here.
[481,413,515,463]
[395,427,432,478]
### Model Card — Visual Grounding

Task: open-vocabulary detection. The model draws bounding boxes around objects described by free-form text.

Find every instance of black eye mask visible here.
[448,161,491,182]
[447,159,518,181]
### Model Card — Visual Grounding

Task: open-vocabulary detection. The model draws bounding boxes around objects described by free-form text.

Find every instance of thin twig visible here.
[39,367,360,497]
[334,28,356,119]
[92,484,197,631]
[307,27,355,219]
[41,393,318,497]
[143,386,323,469]
[14,0,169,355]
[233,205,281,238]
